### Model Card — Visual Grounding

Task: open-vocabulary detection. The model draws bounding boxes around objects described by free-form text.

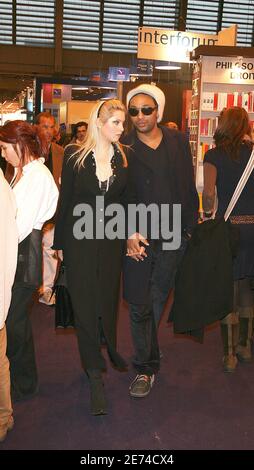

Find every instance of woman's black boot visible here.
[87,369,107,416]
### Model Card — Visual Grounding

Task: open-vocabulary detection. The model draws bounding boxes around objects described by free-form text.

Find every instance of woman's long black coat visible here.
[53,145,128,370]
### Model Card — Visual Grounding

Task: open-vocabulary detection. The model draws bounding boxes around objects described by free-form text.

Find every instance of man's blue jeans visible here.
[129,238,187,375]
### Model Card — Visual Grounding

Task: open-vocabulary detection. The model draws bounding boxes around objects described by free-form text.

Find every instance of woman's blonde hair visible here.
[71,99,127,169]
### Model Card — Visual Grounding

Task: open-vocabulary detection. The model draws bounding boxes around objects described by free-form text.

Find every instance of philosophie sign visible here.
[201,56,254,84]
[137,26,236,63]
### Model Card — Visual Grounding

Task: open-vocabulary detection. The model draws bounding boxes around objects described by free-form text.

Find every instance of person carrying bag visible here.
[170,144,254,342]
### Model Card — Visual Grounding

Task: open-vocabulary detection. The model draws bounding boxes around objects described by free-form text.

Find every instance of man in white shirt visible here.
[0,169,18,442]
[35,112,64,306]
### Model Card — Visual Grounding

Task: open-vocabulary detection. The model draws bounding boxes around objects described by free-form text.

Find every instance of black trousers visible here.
[129,239,187,376]
[129,301,160,376]
[6,283,38,400]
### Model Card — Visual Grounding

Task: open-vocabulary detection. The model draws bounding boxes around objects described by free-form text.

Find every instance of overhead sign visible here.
[138,26,237,63]
[108,67,130,81]
[218,24,237,46]
[202,56,254,84]
[130,59,153,76]
[90,71,108,81]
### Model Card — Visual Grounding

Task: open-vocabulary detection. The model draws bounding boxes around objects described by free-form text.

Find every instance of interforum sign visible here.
[137,26,236,63]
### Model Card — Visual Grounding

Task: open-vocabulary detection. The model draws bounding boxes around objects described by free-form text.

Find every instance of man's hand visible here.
[126,233,149,262]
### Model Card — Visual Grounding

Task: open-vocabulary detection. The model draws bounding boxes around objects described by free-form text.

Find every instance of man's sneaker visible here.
[0,416,14,442]
[129,374,155,398]
[39,289,56,306]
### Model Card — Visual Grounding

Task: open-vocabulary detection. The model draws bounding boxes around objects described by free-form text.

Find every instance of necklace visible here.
[92,146,118,192]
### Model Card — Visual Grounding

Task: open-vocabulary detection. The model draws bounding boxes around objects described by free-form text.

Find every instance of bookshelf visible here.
[181,89,192,135]
[190,46,254,193]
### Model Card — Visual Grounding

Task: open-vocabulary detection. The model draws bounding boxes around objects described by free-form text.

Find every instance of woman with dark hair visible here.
[203,107,254,372]
[53,100,128,415]
[0,120,58,401]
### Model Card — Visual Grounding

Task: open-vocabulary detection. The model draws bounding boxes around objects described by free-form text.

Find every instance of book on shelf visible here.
[198,142,215,161]
[226,93,234,108]
[200,117,218,136]
[201,91,254,113]
[201,92,214,110]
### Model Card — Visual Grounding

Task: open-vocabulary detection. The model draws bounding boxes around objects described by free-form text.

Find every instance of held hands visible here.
[126,232,149,262]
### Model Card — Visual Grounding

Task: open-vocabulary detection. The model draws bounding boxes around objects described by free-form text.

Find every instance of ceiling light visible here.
[129,72,153,77]
[155,61,181,71]
[92,86,116,90]
[72,87,89,90]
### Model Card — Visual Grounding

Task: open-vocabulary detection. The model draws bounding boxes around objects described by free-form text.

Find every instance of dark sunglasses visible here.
[128,106,157,117]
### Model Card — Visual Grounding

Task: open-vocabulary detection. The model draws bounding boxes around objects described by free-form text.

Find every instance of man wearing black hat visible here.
[122,84,199,398]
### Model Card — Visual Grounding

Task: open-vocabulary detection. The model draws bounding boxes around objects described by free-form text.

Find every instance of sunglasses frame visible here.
[128,106,158,117]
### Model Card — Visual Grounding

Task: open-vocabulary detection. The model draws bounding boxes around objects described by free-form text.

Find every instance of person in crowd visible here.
[53,99,128,416]
[0,169,18,442]
[35,112,64,306]
[122,84,199,398]
[70,121,88,145]
[164,121,179,130]
[52,125,61,145]
[0,120,58,402]
[203,106,254,373]
[0,145,7,173]
[57,123,72,147]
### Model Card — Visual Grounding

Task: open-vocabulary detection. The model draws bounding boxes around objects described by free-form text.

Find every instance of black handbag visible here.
[169,217,236,340]
[53,262,75,328]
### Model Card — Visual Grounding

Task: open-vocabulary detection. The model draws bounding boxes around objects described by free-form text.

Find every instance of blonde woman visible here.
[53,100,128,415]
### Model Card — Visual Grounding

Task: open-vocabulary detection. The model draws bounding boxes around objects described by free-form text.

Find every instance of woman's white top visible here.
[11,158,59,243]
[0,169,18,327]
[93,150,113,191]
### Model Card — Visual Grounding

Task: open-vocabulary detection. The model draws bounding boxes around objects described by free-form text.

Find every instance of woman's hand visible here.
[57,249,63,261]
